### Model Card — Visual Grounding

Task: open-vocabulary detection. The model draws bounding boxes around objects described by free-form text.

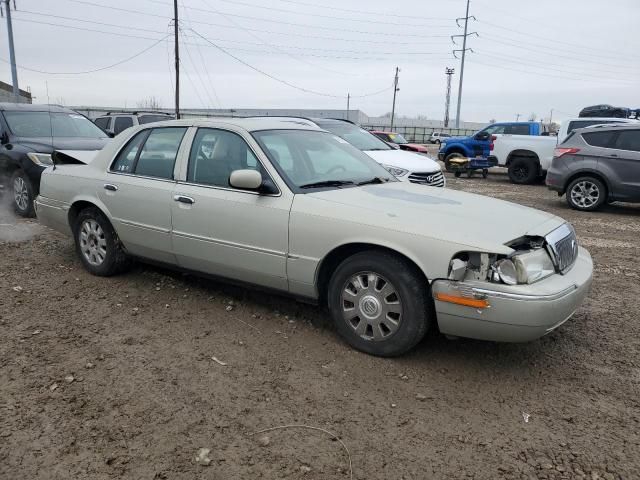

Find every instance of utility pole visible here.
[444,68,455,128]
[2,0,20,102]
[549,108,553,127]
[346,93,350,120]
[516,113,521,122]
[452,0,476,128]
[173,0,180,119]
[390,67,400,130]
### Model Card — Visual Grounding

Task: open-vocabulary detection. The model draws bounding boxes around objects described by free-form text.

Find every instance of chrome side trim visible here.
[117,218,171,234]
[471,285,577,302]
[172,230,287,257]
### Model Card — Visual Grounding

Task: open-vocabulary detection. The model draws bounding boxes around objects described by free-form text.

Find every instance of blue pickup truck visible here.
[438,122,542,171]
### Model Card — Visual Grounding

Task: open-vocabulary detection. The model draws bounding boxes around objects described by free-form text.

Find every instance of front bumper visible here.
[431,247,593,342]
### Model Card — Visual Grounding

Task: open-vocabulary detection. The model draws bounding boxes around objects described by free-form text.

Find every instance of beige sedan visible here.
[35,118,593,356]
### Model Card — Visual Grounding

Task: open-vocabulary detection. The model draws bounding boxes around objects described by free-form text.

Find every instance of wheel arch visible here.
[315,242,430,305]
[564,170,611,198]
[506,149,540,167]
[67,197,115,232]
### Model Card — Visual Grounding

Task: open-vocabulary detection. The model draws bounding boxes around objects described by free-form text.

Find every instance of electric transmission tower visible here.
[444,68,455,128]
[451,0,477,128]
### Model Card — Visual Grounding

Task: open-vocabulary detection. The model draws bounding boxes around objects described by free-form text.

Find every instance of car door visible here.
[605,129,640,201]
[98,126,189,264]
[171,127,293,291]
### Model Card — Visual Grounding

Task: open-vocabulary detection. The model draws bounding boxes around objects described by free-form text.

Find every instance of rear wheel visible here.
[508,156,538,184]
[444,152,464,172]
[327,250,430,357]
[73,207,131,276]
[11,169,35,217]
[566,176,606,211]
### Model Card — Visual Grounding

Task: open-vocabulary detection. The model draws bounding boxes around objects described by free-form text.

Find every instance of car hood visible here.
[15,136,109,153]
[364,148,440,172]
[303,182,564,253]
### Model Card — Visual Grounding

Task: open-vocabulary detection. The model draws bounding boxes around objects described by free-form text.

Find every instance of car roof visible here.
[573,123,640,134]
[140,116,326,133]
[0,102,76,113]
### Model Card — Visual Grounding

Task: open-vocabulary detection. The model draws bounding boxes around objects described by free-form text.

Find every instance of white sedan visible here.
[35,117,593,356]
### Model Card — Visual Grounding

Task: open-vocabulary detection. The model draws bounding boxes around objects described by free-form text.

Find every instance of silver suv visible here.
[93,112,174,136]
[546,124,640,211]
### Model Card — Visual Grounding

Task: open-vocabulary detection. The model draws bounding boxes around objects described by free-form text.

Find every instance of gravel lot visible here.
[1,170,639,480]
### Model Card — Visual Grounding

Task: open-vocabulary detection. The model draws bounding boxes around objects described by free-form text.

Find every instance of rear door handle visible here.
[173,195,195,205]
[610,154,618,158]
[103,184,118,191]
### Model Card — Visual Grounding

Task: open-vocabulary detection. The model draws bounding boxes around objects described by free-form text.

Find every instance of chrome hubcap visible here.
[13,177,29,211]
[79,219,107,266]
[571,181,600,208]
[341,272,402,341]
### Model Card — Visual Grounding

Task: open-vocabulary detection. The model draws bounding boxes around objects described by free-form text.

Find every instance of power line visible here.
[273,0,452,21]
[188,27,393,99]
[178,26,219,109]
[0,34,170,74]
[12,15,454,62]
[142,0,453,28]
[65,0,453,39]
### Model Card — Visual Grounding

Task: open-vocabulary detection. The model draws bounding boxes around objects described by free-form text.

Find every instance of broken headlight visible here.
[492,249,555,285]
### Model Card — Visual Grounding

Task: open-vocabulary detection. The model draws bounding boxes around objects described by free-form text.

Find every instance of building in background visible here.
[0,81,32,104]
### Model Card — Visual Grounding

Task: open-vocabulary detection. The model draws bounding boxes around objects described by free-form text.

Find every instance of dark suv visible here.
[546,124,640,211]
[0,103,109,216]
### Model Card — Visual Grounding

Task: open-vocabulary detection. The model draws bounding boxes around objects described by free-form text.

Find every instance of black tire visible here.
[482,169,488,178]
[327,250,430,357]
[11,169,35,217]
[444,152,464,172]
[435,139,441,145]
[507,156,539,184]
[454,171,461,178]
[566,176,607,211]
[466,169,473,178]
[73,207,131,276]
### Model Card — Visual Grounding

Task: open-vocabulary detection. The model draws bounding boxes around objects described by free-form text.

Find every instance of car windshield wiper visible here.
[299,180,355,189]
[357,176,390,186]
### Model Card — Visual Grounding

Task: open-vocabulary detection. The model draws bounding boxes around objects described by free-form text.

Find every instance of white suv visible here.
[429,132,451,144]
[93,112,174,136]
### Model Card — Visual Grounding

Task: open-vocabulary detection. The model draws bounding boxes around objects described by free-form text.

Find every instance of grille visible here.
[547,225,579,273]
[408,171,445,187]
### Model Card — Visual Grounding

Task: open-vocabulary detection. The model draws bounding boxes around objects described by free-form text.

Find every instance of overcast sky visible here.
[1,0,638,123]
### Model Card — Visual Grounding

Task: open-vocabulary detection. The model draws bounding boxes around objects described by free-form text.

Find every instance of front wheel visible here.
[73,207,131,276]
[566,176,606,211]
[11,169,35,217]
[444,152,464,173]
[327,250,430,357]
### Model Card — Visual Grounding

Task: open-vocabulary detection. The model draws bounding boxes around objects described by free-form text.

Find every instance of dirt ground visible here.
[1,170,639,480]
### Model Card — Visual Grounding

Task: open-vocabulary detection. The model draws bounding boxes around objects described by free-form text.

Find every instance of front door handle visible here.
[173,195,195,205]
[104,184,118,191]
[610,154,618,158]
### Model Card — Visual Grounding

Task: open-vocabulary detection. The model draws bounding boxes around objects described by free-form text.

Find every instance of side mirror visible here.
[230,169,262,190]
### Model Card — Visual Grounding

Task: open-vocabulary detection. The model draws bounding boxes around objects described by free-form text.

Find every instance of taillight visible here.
[490,135,496,151]
[554,147,580,158]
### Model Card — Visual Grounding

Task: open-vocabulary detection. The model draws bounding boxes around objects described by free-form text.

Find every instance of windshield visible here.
[253,129,394,190]
[387,133,408,144]
[317,122,391,151]
[4,111,108,138]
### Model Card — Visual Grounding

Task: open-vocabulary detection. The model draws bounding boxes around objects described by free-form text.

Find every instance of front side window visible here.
[114,116,134,134]
[3,111,107,138]
[254,130,394,191]
[612,130,640,152]
[318,123,391,151]
[110,127,187,179]
[482,125,506,135]
[187,128,261,187]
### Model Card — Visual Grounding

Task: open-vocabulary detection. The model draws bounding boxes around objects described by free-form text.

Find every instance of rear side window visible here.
[138,115,171,125]
[582,131,616,148]
[111,127,187,179]
[114,116,134,134]
[94,117,110,130]
[612,130,640,152]
[506,124,530,135]
[567,120,617,134]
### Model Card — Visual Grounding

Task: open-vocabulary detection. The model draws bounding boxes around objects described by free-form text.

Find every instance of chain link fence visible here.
[362,125,476,144]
